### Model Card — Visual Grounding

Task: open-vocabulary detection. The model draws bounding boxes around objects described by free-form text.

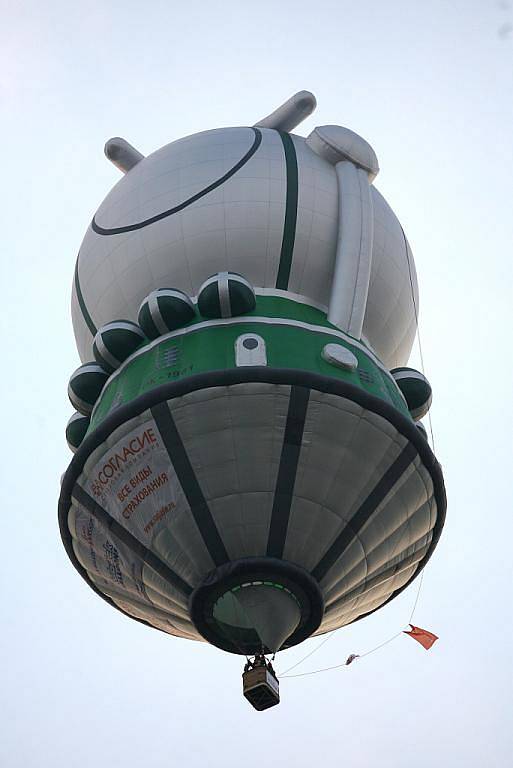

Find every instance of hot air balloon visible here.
[59,91,446,710]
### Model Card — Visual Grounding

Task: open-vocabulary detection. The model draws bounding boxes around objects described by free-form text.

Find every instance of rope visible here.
[402,228,437,453]
[278,630,337,677]
[407,568,425,624]
[279,565,427,679]
[280,631,404,678]
[281,662,351,679]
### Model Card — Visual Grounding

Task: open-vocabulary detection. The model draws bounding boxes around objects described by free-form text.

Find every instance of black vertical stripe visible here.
[151,402,229,566]
[74,257,97,335]
[266,385,310,558]
[275,131,299,290]
[72,483,192,596]
[312,442,418,582]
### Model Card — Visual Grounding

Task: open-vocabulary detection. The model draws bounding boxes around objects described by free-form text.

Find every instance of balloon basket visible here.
[243,656,280,711]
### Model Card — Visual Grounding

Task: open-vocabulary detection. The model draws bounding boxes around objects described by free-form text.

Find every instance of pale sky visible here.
[1,1,512,766]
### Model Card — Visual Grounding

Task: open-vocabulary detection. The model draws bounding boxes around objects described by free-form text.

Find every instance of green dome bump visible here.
[138,288,195,339]
[391,367,432,421]
[65,412,90,453]
[68,363,109,415]
[197,272,256,319]
[93,320,146,373]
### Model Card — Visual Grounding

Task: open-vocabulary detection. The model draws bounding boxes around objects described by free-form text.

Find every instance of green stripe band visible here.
[275,132,298,290]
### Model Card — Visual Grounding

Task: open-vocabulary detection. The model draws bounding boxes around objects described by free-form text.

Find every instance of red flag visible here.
[403,624,438,650]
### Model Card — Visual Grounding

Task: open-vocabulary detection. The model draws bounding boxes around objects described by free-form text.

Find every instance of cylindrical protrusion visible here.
[327,161,374,338]
[104,137,144,173]
[254,90,317,132]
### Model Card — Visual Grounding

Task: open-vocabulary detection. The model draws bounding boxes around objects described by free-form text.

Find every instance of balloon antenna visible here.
[104,137,144,173]
[254,90,316,132]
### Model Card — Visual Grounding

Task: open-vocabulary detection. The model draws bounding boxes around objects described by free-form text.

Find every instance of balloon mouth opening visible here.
[189,557,324,655]
[212,582,302,654]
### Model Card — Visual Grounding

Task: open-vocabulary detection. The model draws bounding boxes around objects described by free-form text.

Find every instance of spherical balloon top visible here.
[72,93,418,371]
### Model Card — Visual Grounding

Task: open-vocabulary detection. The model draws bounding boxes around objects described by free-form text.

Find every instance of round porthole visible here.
[242,337,259,350]
[321,343,358,371]
[235,334,267,366]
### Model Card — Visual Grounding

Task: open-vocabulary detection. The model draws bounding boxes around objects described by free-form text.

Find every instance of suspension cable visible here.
[278,630,337,677]
[278,565,427,680]
[402,227,437,453]
[280,631,404,679]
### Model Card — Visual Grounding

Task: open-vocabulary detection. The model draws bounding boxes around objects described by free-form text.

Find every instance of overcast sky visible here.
[1,1,512,766]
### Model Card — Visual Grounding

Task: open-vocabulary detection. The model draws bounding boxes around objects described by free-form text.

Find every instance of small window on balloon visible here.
[235,334,267,367]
